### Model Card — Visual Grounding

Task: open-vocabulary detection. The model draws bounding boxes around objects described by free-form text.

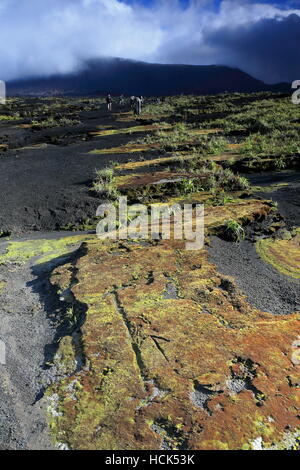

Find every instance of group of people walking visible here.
[106,94,144,115]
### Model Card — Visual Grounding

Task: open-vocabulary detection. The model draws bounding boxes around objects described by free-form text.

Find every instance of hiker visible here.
[134,96,142,116]
[119,95,125,107]
[130,96,135,110]
[106,94,112,111]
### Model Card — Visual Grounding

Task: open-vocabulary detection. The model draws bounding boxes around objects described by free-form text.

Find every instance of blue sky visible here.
[0,0,299,83]
[123,0,299,8]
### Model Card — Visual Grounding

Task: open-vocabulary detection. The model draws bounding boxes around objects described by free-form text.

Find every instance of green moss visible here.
[0,234,94,266]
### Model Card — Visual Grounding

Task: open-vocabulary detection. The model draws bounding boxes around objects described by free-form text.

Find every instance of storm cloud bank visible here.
[0,0,299,84]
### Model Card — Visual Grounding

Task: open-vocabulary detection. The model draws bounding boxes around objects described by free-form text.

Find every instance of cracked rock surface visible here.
[48,237,300,450]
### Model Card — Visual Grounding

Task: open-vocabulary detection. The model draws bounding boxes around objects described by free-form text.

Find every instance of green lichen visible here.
[0,234,94,266]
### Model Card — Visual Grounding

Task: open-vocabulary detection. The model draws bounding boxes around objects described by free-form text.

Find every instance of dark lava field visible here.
[0,93,299,450]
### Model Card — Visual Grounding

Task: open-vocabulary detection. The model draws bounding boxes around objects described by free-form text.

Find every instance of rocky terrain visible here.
[0,93,299,450]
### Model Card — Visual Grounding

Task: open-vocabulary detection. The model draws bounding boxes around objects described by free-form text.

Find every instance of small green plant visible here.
[225,220,245,243]
[274,157,286,170]
[179,178,198,195]
[207,136,228,155]
[91,167,120,199]
[219,195,235,206]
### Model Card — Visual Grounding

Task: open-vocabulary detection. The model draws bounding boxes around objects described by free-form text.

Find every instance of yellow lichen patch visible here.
[89,128,222,155]
[204,199,272,232]
[0,115,19,121]
[115,154,194,171]
[46,198,298,451]
[0,281,6,294]
[256,229,300,279]
[114,145,243,172]
[89,124,172,138]
[0,234,94,266]
[14,143,48,151]
[89,144,154,155]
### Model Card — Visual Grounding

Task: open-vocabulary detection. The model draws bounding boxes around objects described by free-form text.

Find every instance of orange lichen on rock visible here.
[48,219,300,449]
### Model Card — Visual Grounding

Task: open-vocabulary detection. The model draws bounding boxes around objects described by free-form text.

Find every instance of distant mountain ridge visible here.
[7,58,290,96]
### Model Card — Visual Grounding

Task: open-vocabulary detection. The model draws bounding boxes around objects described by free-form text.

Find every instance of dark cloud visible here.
[205,13,300,83]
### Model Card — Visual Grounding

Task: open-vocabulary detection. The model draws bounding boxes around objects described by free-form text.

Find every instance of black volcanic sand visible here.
[0,102,160,234]
[247,170,300,229]
[0,232,89,449]
[209,170,300,315]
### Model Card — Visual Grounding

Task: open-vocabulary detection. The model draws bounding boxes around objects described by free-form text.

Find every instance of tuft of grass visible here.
[217,195,236,206]
[225,220,245,243]
[217,170,250,191]
[91,167,120,200]
[206,136,228,155]
[178,178,199,195]
[274,157,286,170]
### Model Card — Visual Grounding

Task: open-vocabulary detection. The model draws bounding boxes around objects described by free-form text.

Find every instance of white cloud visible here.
[0,0,299,82]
